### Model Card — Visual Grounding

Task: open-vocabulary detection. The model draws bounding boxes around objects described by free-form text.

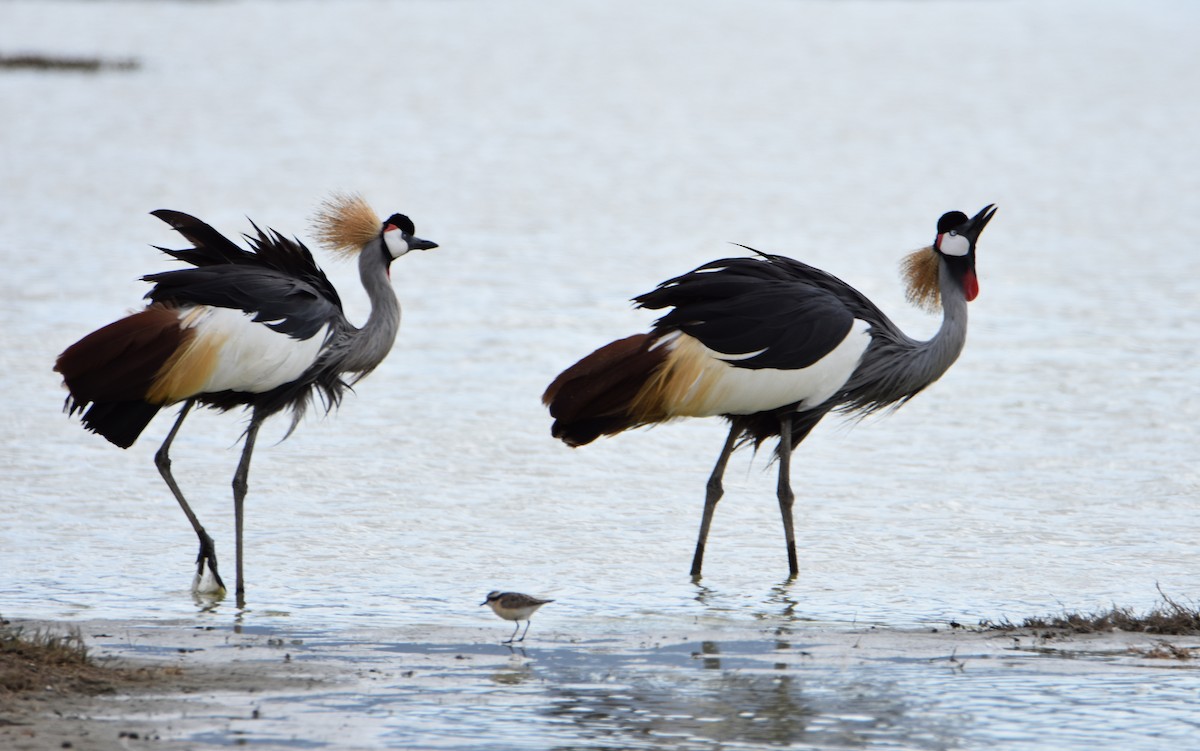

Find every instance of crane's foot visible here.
[191,536,227,598]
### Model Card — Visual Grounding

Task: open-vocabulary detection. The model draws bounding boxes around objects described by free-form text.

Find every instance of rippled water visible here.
[2,0,1198,748]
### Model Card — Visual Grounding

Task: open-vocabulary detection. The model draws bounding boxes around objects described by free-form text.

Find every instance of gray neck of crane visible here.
[843,257,969,412]
[922,264,970,383]
[343,237,401,374]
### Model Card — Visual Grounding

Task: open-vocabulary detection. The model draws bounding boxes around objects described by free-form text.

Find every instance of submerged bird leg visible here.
[690,423,741,578]
[776,413,799,577]
[231,413,263,609]
[154,400,226,594]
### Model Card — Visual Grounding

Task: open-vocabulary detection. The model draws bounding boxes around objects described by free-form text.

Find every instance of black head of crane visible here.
[54,194,437,606]
[543,205,996,577]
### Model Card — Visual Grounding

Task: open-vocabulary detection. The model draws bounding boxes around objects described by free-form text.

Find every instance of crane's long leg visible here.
[154,400,226,594]
[231,414,263,609]
[776,413,799,576]
[690,422,741,578]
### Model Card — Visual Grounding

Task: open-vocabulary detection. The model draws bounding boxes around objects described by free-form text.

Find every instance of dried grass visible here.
[0,617,127,695]
[981,586,1200,636]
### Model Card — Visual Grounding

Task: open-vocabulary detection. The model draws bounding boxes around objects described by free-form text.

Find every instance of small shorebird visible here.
[481,591,554,643]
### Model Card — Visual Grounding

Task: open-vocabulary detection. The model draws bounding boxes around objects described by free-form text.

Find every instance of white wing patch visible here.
[657,321,871,417]
[181,307,328,394]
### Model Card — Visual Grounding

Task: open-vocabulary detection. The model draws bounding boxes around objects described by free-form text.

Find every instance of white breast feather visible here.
[667,320,870,416]
[181,307,328,394]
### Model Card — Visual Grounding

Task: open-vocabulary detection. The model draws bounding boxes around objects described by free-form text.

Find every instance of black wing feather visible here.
[748,251,892,324]
[635,256,858,371]
[143,210,344,340]
[143,266,339,340]
[151,209,253,266]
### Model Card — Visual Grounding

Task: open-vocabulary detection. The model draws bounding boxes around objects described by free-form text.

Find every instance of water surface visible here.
[2,0,1198,748]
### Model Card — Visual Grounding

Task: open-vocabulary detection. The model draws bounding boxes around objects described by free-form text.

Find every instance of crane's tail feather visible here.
[72,400,163,449]
[543,333,667,447]
[55,305,183,448]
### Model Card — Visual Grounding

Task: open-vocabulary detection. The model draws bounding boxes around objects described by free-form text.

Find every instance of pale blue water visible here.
[2,0,1198,748]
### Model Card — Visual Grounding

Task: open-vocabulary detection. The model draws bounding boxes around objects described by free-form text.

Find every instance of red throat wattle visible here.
[963,270,979,301]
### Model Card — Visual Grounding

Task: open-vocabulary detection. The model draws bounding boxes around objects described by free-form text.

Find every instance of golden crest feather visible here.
[900,246,941,313]
[310,192,381,258]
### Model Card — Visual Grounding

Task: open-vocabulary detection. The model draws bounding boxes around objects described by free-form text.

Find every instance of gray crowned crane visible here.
[54,194,437,606]
[543,205,996,578]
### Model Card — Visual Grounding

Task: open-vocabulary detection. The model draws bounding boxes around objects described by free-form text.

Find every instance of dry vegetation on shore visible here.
[0,618,142,697]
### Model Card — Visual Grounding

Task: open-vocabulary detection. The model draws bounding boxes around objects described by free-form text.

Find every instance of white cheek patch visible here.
[383,229,409,259]
[939,232,971,257]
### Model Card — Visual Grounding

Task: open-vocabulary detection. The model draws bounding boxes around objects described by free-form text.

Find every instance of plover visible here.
[481,591,553,643]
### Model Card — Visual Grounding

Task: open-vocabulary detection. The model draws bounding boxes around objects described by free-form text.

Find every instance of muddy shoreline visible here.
[3,616,1196,750]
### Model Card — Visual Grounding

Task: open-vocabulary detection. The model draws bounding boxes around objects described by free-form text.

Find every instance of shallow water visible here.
[2,0,1199,747]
